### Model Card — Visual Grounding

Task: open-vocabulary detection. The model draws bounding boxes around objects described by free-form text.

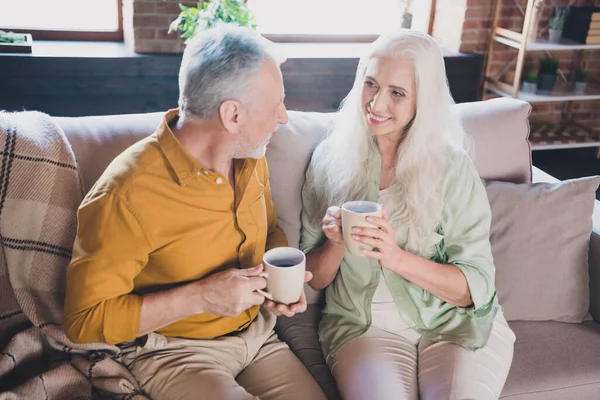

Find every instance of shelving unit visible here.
[483,0,600,153]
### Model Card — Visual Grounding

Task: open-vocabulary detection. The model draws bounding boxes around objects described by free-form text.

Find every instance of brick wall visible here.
[458,0,600,125]
[124,0,194,53]
[123,0,600,125]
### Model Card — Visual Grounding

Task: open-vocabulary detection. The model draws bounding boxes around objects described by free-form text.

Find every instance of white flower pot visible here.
[521,81,537,93]
[574,81,586,94]
[549,29,562,43]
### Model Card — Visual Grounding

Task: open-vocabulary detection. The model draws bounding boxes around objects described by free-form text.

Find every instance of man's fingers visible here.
[250,291,266,305]
[247,275,268,290]
[264,300,282,316]
[276,304,295,317]
[304,271,313,283]
[239,264,264,276]
[290,292,307,314]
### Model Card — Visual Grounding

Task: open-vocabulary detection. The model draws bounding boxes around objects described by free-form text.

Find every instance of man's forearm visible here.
[136,282,202,337]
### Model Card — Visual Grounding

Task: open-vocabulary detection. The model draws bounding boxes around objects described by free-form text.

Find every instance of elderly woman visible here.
[300,30,515,400]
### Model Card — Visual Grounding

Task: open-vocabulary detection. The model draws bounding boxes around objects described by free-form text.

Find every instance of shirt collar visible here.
[155,108,201,186]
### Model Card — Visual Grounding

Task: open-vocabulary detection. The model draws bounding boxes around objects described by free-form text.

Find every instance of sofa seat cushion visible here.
[501,320,600,399]
[275,305,341,400]
[278,309,600,400]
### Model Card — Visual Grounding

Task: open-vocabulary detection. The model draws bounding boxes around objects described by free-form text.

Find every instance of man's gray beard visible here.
[234,139,269,159]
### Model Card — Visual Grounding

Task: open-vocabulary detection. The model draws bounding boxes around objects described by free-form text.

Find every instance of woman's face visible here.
[360,56,416,143]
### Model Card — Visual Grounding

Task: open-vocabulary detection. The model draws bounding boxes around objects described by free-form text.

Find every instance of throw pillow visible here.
[486,176,600,322]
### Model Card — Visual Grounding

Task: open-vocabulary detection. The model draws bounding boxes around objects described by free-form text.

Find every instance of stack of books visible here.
[563,6,600,44]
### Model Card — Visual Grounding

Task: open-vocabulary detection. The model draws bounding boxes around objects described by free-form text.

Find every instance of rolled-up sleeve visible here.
[442,154,496,312]
[63,191,151,345]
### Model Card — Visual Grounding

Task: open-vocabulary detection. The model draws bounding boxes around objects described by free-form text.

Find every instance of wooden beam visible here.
[483,0,503,97]
[495,27,523,43]
[428,0,437,36]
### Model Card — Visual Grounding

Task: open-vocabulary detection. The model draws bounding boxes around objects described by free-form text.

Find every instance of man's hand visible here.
[263,271,313,317]
[194,265,268,317]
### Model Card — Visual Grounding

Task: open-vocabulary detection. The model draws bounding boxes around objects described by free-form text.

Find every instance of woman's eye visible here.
[365,80,376,88]
[393,90,405,98]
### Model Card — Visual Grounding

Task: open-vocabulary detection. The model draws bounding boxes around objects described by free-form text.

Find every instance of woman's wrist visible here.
[325,238,346,257]
[390,246,408,275]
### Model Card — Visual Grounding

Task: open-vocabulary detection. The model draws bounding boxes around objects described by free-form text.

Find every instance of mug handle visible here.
[256,272,273,300]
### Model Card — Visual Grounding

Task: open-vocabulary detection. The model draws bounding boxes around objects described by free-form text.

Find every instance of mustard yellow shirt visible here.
[63,109,287,345]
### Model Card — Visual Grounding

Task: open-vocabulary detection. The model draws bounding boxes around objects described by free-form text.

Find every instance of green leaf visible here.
[169,0,258,40]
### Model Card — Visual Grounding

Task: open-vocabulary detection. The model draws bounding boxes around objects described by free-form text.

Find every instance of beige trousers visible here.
[327,312,515,400]
[120,308,327,400]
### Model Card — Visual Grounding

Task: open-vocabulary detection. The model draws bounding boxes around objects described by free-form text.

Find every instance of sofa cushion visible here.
[275,305,340,400]
[278,311,600,400]
[486,177,600,322]
[266,111,334,248]
[266,111,334,304]
[454,97,532,184]
[56,113,163,192]
[501,320,600,399]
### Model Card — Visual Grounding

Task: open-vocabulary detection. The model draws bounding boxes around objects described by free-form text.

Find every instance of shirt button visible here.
[204,170,209,175]
[240,251,244,257]
[216,177,223,185]
[435,335,443,340]
[457,308,466,314]
[196,171,201,176]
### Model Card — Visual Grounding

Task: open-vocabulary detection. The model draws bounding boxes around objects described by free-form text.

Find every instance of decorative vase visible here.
[549,29,562,43]
[537,73,556,92]
[574,81,586,94]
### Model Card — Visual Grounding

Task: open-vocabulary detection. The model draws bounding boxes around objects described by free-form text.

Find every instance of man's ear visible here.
[219,100,243,134]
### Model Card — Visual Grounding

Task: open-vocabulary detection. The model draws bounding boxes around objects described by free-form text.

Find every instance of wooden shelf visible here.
[488,82,600,103]
[530,121,600,150]
[494,34,600,51]
[485,0,600,154]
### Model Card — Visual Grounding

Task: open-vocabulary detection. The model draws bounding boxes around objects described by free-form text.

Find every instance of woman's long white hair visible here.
[311,29,469,256]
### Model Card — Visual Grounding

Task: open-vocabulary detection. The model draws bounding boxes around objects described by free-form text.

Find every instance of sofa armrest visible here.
[531,165,560,184]
[532,166,600,321]
[589,202,600,321]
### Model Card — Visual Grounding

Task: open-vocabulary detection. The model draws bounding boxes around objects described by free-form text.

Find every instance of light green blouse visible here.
[300,140,500,359]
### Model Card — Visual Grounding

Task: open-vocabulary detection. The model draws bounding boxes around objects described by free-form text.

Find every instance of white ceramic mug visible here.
[257,247,306,305]
[341,201,383,257]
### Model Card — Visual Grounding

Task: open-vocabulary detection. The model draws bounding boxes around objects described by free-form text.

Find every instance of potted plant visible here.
[574,69,586,94]
[168,0,257,43]
[537,57,559,92]
[522,72,538,93]
[548,6,568,43]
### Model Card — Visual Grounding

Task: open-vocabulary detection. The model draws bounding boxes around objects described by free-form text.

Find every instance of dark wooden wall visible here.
[0,52,483,117]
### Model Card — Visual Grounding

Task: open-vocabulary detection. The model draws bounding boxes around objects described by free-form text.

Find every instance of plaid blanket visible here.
[0,111,148,399]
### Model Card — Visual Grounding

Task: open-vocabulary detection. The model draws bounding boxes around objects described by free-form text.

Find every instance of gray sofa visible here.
[56,97,600,399]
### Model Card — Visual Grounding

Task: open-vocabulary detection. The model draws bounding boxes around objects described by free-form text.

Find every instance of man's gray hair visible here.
[178,25,286,119]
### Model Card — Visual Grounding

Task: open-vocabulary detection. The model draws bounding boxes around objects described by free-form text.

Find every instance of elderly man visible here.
[63,25,326,400]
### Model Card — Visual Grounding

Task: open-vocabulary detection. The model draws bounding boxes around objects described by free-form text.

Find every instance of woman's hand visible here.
[352,207,405,273]
[322,206,344,247]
